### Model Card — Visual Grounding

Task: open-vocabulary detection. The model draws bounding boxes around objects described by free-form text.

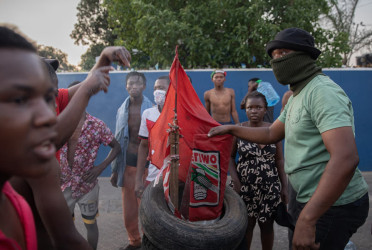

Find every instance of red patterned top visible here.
[60,113,114,199]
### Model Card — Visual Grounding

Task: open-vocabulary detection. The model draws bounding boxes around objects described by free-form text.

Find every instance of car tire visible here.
[140,178,247,250]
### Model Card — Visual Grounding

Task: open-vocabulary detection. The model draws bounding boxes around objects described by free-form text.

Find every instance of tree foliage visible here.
[71,0,116,46]
[79,43,105,71]
[2,23,77,71]
[37,45,77,72]
[70,0,116,70]
[324,0,372,66]
[73,0,349,69]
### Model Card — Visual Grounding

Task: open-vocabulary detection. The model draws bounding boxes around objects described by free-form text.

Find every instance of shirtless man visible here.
[204,69,239,124]
[110,71,153,250]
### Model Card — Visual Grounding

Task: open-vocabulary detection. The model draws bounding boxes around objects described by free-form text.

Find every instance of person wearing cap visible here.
[204,69,239,124]
[208,27,368,250]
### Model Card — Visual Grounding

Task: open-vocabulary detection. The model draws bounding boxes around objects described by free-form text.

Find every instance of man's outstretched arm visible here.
[55,66,113,149]
[208,118,285,145]
[55,46,131,149]
[67,46,131,100]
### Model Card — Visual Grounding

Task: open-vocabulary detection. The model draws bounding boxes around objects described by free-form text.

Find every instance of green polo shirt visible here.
[279,75,368,205]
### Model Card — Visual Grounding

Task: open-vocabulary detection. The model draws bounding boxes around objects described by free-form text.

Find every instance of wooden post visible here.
[169,114,179,210]
[169,46,180,211]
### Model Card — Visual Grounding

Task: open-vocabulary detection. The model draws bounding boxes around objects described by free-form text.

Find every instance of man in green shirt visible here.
[208,28,368,250]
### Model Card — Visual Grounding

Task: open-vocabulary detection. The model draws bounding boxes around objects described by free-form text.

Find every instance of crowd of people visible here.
[0,25,369,250]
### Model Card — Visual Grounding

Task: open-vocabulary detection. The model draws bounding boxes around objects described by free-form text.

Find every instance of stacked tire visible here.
[140,179,248,250]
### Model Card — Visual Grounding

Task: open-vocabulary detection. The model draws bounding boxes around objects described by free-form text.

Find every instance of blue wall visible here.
[57,68,372,176]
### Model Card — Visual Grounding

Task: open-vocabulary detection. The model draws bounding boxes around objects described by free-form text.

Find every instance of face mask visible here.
[154,90,166,105]
[270,51,302,85]
[270,51,319,86]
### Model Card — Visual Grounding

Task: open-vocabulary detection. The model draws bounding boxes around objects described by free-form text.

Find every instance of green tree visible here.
[324,0,372,66]
[1,23,78,71]
[71,0,116,46]
[71,0,116,70]
[71,0,348,68]
[104,0,344,68]
[37,45,77,72]
[79,43,105,71]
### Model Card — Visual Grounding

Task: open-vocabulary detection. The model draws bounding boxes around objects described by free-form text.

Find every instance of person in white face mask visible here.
[153,89,166,106]
[135,76,170,198]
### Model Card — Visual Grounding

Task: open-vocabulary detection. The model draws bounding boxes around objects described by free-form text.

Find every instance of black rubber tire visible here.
[142,234,161,250]
[140,178,248,250]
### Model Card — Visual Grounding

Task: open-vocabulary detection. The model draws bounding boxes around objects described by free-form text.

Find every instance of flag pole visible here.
[169,46,180,210]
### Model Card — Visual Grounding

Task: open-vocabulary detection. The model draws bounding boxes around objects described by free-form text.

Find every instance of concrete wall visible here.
[57,68,372,176]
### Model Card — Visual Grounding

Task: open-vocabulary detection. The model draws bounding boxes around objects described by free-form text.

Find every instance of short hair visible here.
[41,59,58,86]
[248,77,260,83]
[68,81,81,88]
[0,26,36,52]
[244,91,268,109]
[157,75,170,82]
[126,71,146,86]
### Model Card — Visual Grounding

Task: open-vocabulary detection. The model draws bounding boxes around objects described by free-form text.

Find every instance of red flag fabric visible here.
[189,134,232,221]
[148,48,233,221]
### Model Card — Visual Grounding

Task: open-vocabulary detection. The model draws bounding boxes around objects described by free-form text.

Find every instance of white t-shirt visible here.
[139,106,160,181]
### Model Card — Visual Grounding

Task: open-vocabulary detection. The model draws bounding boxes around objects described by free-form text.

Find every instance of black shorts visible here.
[126,152,138,167]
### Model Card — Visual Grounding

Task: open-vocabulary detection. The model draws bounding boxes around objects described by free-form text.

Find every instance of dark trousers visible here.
[287,181,297,250]
[292,193,369,250]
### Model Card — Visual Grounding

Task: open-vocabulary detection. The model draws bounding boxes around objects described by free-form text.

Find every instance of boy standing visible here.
[110,71,153,250]
[204,69,239,124]
[60,82,121,249]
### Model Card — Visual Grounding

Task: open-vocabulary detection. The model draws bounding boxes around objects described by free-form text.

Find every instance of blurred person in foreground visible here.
[7,24,131,249]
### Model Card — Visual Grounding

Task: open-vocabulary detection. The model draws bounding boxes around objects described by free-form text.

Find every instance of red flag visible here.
[149,48,233,221]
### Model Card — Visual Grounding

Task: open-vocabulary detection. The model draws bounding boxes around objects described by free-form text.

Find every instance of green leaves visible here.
[37,45,77,72]
[72,0,351,69]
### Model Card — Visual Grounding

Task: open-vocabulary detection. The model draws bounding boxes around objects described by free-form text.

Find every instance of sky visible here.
[0,0,88,66]
[0,0,371,67]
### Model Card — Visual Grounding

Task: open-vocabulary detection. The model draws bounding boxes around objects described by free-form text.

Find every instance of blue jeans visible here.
[293,193,369,250]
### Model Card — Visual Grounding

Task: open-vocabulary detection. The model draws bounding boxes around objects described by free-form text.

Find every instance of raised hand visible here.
[96,46,131,68]
[84,66,114,96]
[82,166,103,183]
[248,81,259,92]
